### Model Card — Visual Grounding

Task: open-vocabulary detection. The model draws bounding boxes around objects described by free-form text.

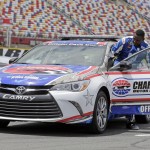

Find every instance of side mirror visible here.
[119,61,132,71]
[9,57,18,64]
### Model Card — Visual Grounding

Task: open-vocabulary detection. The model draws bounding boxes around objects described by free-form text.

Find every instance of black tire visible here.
[135,115,150,124]
[90,91,109,134]
[0,120,10,128]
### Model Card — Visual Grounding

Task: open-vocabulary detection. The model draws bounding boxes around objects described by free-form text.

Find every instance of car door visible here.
[107,47,150,115]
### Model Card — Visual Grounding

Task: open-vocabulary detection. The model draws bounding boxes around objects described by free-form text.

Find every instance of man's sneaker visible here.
[126,122,140,130]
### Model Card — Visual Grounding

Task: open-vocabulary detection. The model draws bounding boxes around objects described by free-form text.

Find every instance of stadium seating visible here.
[126,0,150,19]
[0,0,149,44]
[51,0,149,41]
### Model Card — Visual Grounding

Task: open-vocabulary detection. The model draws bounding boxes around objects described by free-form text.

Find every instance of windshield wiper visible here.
[15,62,31,64]
[47,63,67,65]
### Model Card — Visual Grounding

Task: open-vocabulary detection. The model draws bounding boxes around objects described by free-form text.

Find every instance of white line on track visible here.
[135,134,150,137]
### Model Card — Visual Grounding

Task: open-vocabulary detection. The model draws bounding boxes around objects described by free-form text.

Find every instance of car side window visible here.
[126,48,150,70]
[109,48,150,72]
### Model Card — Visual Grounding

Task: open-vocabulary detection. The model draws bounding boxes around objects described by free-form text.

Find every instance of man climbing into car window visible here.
[111,29,149,65]
[111,29,149,130]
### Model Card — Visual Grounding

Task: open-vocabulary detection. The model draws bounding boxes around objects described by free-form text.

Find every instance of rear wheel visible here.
[135,115,150,123]
[0,120,10,128]
[90,91,109,134]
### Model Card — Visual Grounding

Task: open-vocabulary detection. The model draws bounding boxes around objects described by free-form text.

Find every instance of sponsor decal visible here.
[112,79,131,96]
[133,81,150,93]
[122,37,126,44]
[2,94,35,101]
[43,42,102,47]
[4,65,73,74]
[111,78,150,98]
[10,75,39,80]
[141,46,146,50]
[97,42,106,46]
[139,105,150,113]
[43,41,53,45]
[127,43,132,49]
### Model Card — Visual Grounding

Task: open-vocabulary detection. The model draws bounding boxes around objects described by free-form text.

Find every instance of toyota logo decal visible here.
[15,86,26,95]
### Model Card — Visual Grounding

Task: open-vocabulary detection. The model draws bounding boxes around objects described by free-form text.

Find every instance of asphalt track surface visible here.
[0,118,149,150]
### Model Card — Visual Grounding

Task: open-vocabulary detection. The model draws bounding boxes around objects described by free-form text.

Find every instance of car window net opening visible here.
[17,45,107,66]
[126,48,150,70]
[109,47,150,71]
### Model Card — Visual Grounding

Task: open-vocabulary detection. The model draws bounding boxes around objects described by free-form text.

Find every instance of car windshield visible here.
[16,44,107,66]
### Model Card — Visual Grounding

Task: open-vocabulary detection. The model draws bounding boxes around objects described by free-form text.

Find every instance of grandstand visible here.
[0,0,149,47]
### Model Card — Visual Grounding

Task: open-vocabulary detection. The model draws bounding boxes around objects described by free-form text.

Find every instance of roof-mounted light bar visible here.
[60,35,122,41]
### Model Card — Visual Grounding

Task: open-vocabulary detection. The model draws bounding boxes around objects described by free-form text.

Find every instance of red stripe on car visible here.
[57,111,93,123]
[107,72,150,75]
[78,66,97,76]
[85,74,101,80]
[112,98,150,103]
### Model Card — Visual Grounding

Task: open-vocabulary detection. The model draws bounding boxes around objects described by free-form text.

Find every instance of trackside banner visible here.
[0,47,29,57]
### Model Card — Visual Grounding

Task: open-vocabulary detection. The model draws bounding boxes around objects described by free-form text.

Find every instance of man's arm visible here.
[111,37,126,54]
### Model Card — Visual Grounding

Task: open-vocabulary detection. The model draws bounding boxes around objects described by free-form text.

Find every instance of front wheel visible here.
[135,115,150,123]
[0,120,10,128]
[90,91,109,134]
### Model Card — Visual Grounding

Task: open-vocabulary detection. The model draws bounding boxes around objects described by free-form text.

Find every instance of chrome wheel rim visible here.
[96,96,107,129]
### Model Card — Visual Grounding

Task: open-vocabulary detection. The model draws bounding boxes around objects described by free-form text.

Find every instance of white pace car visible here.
[0,35,149,134]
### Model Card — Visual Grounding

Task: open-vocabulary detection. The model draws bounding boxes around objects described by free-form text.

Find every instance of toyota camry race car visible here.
[0,35,149,134]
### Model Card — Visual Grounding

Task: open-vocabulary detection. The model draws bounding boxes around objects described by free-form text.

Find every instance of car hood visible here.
[0,56,12,64]
[0,64,99,86]
[0,63,8,68]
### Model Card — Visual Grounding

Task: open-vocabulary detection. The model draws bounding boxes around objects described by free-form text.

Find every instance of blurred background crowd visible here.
[0,0,149,48]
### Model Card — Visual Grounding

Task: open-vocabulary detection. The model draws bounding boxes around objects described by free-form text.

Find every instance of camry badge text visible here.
[2,94,35,101]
